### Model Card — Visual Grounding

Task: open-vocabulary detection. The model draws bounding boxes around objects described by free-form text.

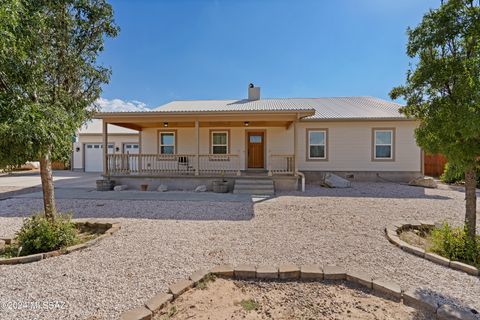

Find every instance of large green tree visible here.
[391,0,480,241]
[0,0,118,220]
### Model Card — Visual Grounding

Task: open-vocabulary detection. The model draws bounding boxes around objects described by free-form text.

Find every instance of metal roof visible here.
[151,97,405,120]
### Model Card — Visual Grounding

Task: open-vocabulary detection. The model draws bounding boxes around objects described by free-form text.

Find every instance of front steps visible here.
[233,179,274,195]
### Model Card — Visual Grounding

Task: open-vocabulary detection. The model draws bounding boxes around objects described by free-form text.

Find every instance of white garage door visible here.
[124,143,139,154]
[85,144,114,172]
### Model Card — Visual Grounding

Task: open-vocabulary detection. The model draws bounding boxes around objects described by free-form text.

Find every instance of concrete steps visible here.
[233,179,274,195]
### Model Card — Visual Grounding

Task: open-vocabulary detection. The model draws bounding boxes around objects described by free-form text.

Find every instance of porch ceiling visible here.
[110,120,293,130]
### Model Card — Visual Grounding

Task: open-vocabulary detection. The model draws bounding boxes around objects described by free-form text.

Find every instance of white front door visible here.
[84,143,114,172]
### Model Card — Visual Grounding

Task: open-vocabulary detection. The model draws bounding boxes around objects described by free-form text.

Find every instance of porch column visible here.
[102,119,108,176]
[138,130,143,174]
[293,119,298,173]
[195,120,199,176]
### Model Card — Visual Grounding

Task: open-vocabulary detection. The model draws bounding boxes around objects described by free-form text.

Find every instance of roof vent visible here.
[248,83,260,101]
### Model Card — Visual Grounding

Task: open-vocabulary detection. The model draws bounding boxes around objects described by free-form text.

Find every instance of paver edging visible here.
[385,221,479,277]
[120,263,477,320]
[0,221,121,265]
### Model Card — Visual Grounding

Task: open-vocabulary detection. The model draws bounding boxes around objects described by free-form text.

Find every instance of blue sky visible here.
[98,0,440,110]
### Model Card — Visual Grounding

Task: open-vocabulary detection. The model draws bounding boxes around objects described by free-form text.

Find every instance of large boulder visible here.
[157,184,168,192]
[21,161,40,170]
[113,185,128,191]
[195,185,207,192]
[409,176,437,189]
[323,173,352,188]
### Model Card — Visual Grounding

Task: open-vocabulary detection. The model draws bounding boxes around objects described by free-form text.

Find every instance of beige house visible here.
[95,85,422,192]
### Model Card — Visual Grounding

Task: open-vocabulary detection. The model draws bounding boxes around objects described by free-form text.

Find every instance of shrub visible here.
[16,213,79,256]
[430,222,479,267]
[440,162,480,187]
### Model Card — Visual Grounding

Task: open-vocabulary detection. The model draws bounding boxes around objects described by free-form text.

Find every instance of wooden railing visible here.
[269,154,295,175]
[198,154,240,175]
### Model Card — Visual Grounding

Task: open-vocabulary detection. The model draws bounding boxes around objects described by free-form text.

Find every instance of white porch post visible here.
[138,129,143,174]
[102,119,108,176]
[195,120,199,176]
[293,119,298,174]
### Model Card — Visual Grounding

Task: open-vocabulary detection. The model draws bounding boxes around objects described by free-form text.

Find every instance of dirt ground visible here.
[155,278,434,320]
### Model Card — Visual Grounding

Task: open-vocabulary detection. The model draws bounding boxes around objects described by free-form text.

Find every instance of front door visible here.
[247,132,265,168]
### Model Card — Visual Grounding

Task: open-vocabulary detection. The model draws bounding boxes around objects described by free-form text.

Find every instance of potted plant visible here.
[212,171,229,193]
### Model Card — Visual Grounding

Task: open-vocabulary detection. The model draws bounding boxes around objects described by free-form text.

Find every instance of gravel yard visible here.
[0,182,479,320]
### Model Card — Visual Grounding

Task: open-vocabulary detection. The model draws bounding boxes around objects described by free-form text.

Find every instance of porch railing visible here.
[198,154,240,175]
[269,154,295,175]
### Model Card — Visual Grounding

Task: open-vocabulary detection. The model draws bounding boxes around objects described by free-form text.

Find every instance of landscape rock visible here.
[21,161,40,170]
[323,173,351,188]
[194,185,207,192]
[408,176,437,188]
[156,185,168,192]
[114,185,128,191]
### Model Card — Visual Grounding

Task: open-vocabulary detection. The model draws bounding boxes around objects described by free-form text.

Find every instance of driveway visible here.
[0,170,100,189]
[0,182,479,320]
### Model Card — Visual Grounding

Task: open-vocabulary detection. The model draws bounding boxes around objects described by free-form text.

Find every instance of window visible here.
[307,130,327,160]
[373,129,394,160]
[159,132,175,154]
[211,131,228,154]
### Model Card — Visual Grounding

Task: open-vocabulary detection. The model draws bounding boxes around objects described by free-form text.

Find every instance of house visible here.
[72,119,139,172]
[94,84,422,192]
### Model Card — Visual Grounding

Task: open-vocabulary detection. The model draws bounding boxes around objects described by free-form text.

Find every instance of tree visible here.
[390,0,480,241]
[0,0,118,220]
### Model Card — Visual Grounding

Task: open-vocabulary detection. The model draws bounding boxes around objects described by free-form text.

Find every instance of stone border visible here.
[385,221,479,277]
[120,263,476,320]
[0,221,121,265]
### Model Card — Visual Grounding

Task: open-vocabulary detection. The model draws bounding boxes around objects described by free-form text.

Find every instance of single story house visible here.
[73,119,139,172]
[94,85,422,192]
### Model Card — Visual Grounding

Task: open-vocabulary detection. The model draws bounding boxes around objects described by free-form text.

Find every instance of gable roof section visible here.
[152,97,405,120]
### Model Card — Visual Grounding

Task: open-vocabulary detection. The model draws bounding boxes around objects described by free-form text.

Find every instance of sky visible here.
[97,0,441,111]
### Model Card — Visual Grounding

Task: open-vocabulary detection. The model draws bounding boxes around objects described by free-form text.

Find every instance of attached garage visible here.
[84,143,114,172]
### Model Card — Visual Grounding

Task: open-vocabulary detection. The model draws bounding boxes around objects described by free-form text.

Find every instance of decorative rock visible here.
[235,264,256,279]
[256,265,278,279]
[120,306,152,320]
[190,269,210,284]
[114,185,128,191]
[300,264,323,280]
[323,265,346,280]
[194,185,207,192]
[403,288,439,313]
[450,261,479,276]
[210,264,234,277]
[424,252,450,267]
[323,173,351,188]
[346,270,373,289]
[157,184,168,192]
[168,279,193,298]
[437,304,476,320]
[278,263,300,279]
[408,176,437,188]
[372,278,402,301]
[145,293,173,313]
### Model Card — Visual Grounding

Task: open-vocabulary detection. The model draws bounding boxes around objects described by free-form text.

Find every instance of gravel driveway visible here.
[0,182,479,320]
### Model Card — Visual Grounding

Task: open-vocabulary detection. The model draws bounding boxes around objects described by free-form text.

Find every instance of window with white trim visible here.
[159,132,175,154]
[211,131,228,154]
[308,130,327,159]
[374,129,393,159]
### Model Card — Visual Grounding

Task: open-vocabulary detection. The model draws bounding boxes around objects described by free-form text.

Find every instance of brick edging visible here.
[120,263,476,320]
[385,221,479,277]
[0,221,121,265]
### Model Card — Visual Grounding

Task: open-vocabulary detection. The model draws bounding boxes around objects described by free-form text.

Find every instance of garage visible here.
[123,143,139,154]
[84,143,114,172]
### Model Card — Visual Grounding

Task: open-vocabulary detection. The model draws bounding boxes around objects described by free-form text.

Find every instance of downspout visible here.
[296,171,305,192]
[293,112,305,192]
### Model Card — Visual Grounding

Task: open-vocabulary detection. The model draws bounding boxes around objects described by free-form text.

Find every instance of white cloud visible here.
[93,97,151,112]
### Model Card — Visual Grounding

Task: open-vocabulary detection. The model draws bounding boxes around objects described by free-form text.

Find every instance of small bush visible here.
[430,222,479,267]
[239,299,260,312]
[440,162,480,187]
[16,213,79,256]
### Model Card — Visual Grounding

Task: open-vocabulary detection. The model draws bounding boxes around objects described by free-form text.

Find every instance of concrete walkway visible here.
[13,188,253,202]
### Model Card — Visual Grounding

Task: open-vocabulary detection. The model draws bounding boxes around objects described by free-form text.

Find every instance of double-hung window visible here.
[211,131,229,154]
[373,129,394,160]
[307,129,327,160]
[159,132,175,154]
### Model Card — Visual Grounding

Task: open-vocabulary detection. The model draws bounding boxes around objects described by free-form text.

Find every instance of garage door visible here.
[123,143,139,154]
[85,144,114,172]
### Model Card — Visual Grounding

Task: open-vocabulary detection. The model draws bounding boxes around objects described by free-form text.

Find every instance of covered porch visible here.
[96,110,311,178]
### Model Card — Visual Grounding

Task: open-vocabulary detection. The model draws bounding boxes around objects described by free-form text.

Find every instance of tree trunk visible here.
[39,148,56,221]
[464,168,477,241]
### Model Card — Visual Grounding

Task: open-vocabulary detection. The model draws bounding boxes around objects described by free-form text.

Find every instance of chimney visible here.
[248,83,260,100]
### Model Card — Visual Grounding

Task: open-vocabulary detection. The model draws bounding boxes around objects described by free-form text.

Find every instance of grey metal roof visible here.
[152,97,405,119]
